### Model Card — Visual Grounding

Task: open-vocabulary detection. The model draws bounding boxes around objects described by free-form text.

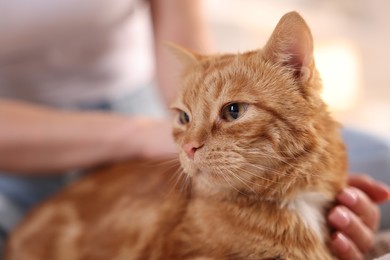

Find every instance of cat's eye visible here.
[178,111,190,125]
[221,103,248,122]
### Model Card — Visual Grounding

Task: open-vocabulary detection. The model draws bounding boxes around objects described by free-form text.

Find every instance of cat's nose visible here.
[183,141,204,160]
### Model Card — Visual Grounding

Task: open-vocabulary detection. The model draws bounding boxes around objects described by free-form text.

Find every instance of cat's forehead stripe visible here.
[255,103,298,133]
[181,64,222,110]
[197,56,244,100]
[182,54,256,116]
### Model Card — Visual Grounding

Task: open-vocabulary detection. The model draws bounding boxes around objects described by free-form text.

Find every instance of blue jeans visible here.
[342,128,390,230]
[0,85,167,253]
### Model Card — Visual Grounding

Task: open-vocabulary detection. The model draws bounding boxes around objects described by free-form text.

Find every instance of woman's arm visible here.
[0,99,176,174]
[150,0,212,105]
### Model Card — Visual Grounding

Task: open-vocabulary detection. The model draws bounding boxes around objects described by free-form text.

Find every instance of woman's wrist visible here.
[107,117,150,161]
[114,117,177,160]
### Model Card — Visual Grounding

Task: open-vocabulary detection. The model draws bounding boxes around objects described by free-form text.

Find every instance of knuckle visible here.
[365,205,381,232]
[372,205,380,222]
[361,232,375,253]
[355,252,364,260]
[352,185,369,202]
[340,248,364,260]
[371,206,380,225]
[359,174,374,183]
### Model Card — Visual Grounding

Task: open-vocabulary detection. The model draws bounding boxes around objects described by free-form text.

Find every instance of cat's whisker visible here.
[237,168,283,193]
[243,163,293,178]
[246,162,327,181]
[165,166,188,198]
[226,169,257,194]
[208,150,297,167]
[162,161,183,186]
[214,168,247,196]
[203,150,312,180]
[216,164,263,192]
[179,169,192,193]
[229,147,304,157]
[219,166,281,195]
[239,166,281,184]
[235,149,325,178]
[173,167,185,185]
[200,152,301,181]
[146,157,181,168]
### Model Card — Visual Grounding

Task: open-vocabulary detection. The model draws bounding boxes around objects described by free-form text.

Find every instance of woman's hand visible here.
[135,118,178,159]
[328,175,390,260]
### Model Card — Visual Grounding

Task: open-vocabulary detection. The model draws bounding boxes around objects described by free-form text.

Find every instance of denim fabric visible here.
[342,128,390,229]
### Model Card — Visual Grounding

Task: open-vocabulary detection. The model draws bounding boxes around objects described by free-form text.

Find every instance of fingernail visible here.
[333,232,350,252]
[329,207,351,228]
[377,182,390,199]
[338,188,358,207]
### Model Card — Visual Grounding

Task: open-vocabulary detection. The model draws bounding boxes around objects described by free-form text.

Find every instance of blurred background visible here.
[204,0,390,141]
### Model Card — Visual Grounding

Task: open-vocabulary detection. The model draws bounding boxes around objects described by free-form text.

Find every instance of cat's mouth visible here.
[186,167,208,176]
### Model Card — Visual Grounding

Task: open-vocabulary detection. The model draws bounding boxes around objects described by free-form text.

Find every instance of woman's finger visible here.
[328,206,374,254]
[337,187,381,231]
[331,232,364,260]
[348,175,390,203]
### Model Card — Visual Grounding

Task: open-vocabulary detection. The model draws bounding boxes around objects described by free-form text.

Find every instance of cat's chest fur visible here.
[170,190,334,259]
[283,191,330,242]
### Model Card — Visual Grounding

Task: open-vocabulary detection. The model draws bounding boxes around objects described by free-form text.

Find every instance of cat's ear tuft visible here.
[262,12,314,83]
[165,42,202,67]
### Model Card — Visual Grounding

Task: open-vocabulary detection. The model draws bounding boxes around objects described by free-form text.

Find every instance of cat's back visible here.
[5,159,189,260]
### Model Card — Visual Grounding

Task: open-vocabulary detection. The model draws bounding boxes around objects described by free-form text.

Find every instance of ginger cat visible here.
[5,12,347,260]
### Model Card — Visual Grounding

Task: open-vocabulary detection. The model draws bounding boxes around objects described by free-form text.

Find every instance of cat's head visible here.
[170,12,345,197]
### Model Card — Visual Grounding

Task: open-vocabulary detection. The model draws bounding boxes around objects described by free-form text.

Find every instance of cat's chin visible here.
[182,161,211,177]
[191,169,236,190]
[183,167,201,177]
[183,166,210,178]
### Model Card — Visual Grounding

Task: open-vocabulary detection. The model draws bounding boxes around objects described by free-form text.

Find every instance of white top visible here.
[0,0,155,108]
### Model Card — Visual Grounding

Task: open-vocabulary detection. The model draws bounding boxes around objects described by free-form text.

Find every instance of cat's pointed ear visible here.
[262,12,314,82]
[165,42,202,67]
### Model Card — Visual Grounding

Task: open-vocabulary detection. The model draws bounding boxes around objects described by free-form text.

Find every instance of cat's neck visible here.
[191,177,290,206]
[190,177,331,243]
[190,172,312,206]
